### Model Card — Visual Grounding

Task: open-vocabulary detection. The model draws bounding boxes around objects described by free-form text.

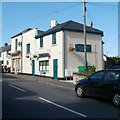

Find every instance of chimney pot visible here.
[4,43,8,46]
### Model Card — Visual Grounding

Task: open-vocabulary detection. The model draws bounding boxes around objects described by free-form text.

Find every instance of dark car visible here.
[110,66,120,69]
[75,69,120,107]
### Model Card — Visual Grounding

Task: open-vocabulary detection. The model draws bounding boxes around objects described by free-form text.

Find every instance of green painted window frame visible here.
[40,38,43,48]
[52,33,56,45]
[75,44,92,52]
[15,39,18,51]
[75,44,84,52]
[26,43,30,54]
[39,60,49,71]
[86,45,92,52]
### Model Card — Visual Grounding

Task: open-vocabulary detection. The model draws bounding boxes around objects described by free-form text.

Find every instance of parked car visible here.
[75,69,120,107]
[110,66,120,69]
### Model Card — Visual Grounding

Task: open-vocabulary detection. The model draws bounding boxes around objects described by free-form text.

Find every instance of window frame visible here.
[86,45,92,52]
[15,39,18,51]
[40,37,43,48]
[75,44,92,52]
[39,60,49,71]
[26,43,30,54]
[52,33,56,45]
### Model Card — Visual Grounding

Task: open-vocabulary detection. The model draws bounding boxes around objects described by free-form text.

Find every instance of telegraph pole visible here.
[83,0,87,70]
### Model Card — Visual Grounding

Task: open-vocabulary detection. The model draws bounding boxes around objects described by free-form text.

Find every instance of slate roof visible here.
[11,28,33,38]
[11,28,44,39]
[35,20,103,39]
[0,45,11,52]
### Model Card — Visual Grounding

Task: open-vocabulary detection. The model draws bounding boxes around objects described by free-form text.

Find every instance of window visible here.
[89,71,105,80]
[39,60,49,71]
[15,39,18,51]
[52,33,56,44]
[104,71,120,81]
[75,44,84,52]
[40,38,43,48]
[26,43,30,54]
[86,45,92,52]
[75,44,92,52]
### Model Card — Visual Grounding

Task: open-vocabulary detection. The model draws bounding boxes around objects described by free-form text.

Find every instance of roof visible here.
[35,20,103,39]
[37,30,45,36]
[0,45,11,52]
[11,28,33,38]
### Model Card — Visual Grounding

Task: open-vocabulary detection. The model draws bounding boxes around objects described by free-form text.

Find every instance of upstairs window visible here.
[75,44,92,52]
[52,33,56,45]
[86,45,92,52]
[15,39,18,51]
[40,38,43,48]
[75,44,84,52]
[26,43,30,54]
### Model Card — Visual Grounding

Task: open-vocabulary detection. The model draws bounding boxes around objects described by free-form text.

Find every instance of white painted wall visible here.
[65,31,103,75]
[22,29,38,74]
[35,31,64,78]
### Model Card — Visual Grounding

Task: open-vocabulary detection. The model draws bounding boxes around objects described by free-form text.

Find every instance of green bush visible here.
[73,70,94,77]
[73,65,96,77]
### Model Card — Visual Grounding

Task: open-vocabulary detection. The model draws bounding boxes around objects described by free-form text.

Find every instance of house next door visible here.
[32,60,35,75]
[53,59,58,79]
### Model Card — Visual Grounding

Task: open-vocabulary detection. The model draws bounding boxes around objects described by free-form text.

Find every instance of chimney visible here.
[4,43,8,46]
[90,22,93,28]
[50,20,57,29]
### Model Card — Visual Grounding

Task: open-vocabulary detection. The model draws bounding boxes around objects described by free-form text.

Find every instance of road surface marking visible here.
[9,84,26,92]
[45,82,74,90]
[38,97,87,118]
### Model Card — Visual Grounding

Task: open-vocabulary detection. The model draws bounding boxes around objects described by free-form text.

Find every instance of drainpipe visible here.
[21,35,23,73]
[62,31,65,79]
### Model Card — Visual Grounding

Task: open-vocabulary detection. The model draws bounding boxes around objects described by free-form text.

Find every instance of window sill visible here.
[39,47,43,50]
[51,44,57,47]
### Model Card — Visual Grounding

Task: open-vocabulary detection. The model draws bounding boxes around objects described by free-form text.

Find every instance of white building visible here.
[11,28,43,74]
[11,20,104,79]
[0,43,11,72]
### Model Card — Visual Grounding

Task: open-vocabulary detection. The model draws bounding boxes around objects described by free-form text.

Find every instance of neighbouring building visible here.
[0,43,11,72]
[11,28,44,74]
[11,20,104,79]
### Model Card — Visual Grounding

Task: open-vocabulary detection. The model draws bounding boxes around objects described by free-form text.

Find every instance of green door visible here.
[53,59,58,79]
[32,60,35,75]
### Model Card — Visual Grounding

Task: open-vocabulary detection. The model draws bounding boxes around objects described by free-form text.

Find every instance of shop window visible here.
[39,60,49,71]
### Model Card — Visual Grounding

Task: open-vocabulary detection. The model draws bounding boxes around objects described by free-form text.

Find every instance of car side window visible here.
[104,71,120,81]
[89,71,105,80]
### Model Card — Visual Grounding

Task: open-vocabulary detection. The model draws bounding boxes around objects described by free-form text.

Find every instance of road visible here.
[2,73,120,119]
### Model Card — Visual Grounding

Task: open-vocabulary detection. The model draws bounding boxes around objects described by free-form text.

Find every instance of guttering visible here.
[35,28,103,39]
